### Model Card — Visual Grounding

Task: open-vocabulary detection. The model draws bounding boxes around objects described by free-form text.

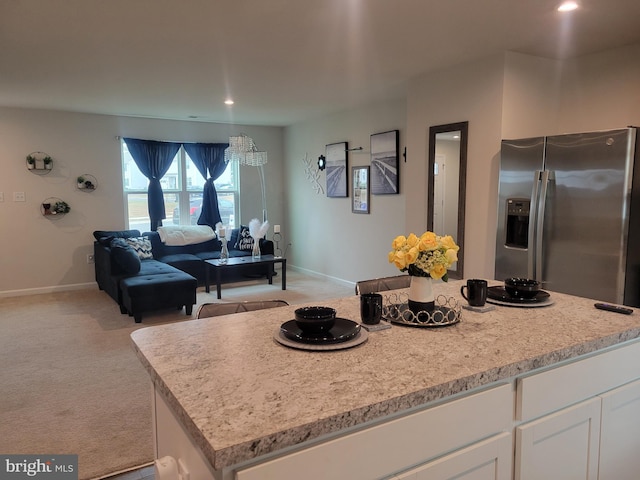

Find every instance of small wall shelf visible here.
[26,151,54,175]
[41,197,70,218]
[76,174,98,192]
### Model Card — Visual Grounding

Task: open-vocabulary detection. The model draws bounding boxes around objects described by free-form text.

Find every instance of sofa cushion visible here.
[156,253,203,264]
[125,236,154,259]
[93,229,141,241]
[138,259,182,276]
[234,225,254,251]
[230,249,253,257]
[194,251,221,261]
[110,238,141,274]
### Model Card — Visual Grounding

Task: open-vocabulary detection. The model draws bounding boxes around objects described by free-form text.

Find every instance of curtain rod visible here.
[115,136,229,144]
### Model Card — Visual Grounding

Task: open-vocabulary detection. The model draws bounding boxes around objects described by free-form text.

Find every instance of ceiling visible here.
[2,0,639,127]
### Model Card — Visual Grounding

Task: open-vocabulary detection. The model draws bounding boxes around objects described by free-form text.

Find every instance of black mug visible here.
[460,279,488,307]
[360,293,383,325]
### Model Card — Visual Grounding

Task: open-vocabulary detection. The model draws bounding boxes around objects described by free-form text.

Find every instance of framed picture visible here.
[326,142,348,197]
[370,130,399,194]
[352,166,370,214]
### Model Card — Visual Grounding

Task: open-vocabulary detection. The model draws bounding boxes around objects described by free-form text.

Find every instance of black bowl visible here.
[294,306,336,333]
[504,278,541,299]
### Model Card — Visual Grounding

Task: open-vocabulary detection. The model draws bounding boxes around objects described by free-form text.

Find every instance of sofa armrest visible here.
[94,242,112,277]
[94,242,121,303]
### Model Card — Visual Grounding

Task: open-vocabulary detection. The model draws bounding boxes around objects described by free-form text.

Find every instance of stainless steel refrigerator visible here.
[495,127,640,306]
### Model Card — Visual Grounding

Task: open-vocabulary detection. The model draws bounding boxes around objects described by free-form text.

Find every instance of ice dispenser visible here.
[505,198,529,249]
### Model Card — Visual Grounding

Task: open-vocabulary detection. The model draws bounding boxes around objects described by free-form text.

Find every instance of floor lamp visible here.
[224,134,268,222]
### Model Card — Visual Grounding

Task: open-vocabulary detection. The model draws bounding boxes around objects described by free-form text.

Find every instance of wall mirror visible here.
[427,121,468,280]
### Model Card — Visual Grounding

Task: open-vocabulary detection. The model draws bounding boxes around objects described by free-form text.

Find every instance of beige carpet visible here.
[0,268,353,479]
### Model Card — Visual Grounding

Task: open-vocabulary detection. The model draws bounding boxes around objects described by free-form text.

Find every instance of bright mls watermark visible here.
[1,455,78,480]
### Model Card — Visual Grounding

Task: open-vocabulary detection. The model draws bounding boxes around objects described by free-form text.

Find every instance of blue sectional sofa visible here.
[93,228,274,322]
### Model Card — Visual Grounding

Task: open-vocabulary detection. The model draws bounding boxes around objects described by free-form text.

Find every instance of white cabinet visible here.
[392,432,512,480]
[515,398,601,480]
[598,379,640,479]
[236,384,513,480]
[514,341,640,480]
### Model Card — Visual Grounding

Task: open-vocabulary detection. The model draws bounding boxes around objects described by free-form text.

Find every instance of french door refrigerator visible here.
[495,127,640,307]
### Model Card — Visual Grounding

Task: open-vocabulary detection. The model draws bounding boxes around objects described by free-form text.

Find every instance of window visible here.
[122,141,238,232]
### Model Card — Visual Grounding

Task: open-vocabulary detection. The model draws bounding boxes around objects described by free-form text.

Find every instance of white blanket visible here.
[157,225,216,246]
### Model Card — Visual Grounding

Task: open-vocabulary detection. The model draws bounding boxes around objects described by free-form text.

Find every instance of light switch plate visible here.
[14,192,26,202]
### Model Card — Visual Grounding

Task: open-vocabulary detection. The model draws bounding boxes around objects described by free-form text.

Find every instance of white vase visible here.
[408,276,435,315]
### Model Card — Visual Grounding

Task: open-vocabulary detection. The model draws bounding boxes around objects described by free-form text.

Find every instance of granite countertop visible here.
[130,280,640,470]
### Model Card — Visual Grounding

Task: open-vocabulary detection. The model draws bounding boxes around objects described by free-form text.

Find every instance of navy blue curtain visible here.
[183,143,229,227]
[124,138,181,231]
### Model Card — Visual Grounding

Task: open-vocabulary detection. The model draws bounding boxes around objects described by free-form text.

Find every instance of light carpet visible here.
[0,268,353,479]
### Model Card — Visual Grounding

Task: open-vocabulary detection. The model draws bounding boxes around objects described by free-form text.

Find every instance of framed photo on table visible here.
[326,142,348,197]
[352,166,370,214]
[370,130,399,194]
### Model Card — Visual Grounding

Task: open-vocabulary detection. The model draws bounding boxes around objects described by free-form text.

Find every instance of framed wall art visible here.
[352,166,370,214]
[325,142,348,197]
[370,130,399,194]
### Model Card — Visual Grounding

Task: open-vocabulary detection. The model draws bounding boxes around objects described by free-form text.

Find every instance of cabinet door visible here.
[392,432,512,480]
[599,379,640,479]
[515,397,600,480]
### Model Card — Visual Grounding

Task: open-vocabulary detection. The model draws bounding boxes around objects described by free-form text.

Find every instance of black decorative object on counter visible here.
[294,306,337,333]
[383,292,461,327]
[486,286,553,308]
[281,318,360,345]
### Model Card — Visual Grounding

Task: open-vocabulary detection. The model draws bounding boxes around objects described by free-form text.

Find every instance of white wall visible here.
[283,98,407,284]
[406,54,506,279]
[0,108,284,296]
[501,52,563,139]
[558,43,640,133]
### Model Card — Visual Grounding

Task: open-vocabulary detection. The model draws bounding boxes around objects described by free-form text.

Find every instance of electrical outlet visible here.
[87,254,95,264]
[13,192,26,202]
[0,192,4,202]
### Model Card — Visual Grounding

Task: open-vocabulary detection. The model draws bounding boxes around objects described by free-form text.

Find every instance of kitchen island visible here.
[131,280,640,479]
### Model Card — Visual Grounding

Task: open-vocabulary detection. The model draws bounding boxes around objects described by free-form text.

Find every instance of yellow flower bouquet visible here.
[388,231,459,281]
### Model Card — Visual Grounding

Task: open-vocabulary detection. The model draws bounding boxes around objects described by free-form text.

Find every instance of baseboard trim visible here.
[288,264,355,289]
[0,282,97,299]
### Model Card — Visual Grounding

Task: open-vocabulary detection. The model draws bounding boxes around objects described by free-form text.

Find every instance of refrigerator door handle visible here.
[528,171,543,278]
[535,170,551,282]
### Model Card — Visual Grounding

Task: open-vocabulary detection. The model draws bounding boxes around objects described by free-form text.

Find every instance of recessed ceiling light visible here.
[557,1,578,12]
[224,99,234,106]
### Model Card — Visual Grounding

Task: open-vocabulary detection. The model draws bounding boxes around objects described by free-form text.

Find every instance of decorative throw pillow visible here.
[234,225,254,251]
[110,238,141,274]
[124,236,154,259]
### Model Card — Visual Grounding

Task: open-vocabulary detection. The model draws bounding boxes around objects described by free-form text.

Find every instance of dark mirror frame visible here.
[427,121,468,280]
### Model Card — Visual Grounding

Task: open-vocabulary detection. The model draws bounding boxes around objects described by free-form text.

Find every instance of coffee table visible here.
[205,255,287,299]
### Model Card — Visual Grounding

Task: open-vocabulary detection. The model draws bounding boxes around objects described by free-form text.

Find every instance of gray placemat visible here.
[462,304,496,313]
[362,322,392,332]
